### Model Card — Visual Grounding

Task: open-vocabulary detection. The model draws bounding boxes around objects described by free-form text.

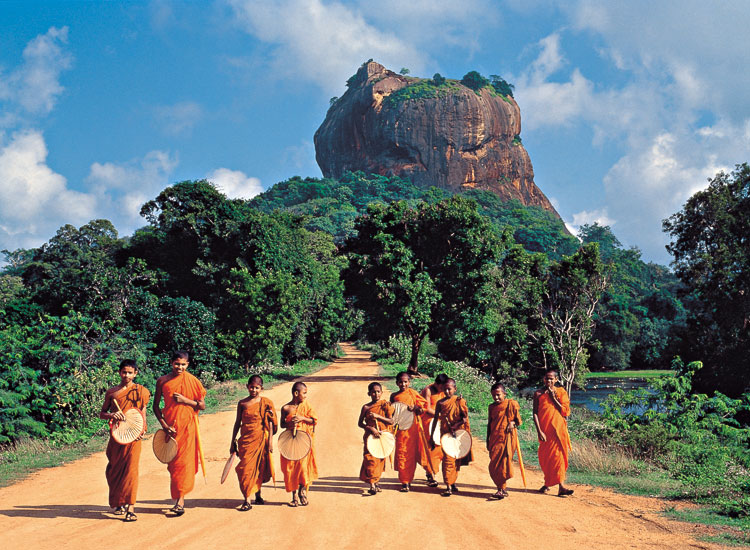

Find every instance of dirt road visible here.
[0,344,722,549]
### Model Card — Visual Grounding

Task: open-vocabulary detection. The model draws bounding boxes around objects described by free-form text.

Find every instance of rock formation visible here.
[314,61,560,217]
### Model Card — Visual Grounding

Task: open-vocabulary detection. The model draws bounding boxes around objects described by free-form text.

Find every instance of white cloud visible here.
[86,150,179,232]
[0,130,95,250]
[565,208,614,237]
[226,0,426,93]
[206,167,263,199]
[0,27,72,118]
[154,101,203,136]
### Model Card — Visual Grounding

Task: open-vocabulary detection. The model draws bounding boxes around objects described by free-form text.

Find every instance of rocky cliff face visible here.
[314,61,560,217]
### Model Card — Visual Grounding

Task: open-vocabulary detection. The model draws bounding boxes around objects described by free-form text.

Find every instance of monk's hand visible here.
[506,422,516,433]
[414,406,423,415]
[166,424,177,438]
[230,441,237,454]
[112,411,126,422]
[173,392,188,404]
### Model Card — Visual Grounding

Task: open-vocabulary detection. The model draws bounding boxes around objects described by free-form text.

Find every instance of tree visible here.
[489,74,515,97]
[432,73,446,86]
[662,163,750,396]
[535,243,609,394]
[399,67,410,75]
[461,71,490,92]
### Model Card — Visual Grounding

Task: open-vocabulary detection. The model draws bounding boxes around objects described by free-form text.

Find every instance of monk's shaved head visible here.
[445,378,456,388]
[292,381,307,394]
[247,374,263,386]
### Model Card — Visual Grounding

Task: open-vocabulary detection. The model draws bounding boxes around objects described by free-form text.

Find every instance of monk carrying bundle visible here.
[420,373,448,487]
[229,375,278,511]
[99,359,151,522]
[153,350,207,516]
[430,378,473,497]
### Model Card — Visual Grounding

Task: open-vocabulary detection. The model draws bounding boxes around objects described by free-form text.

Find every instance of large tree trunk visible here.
[407,333,423,375]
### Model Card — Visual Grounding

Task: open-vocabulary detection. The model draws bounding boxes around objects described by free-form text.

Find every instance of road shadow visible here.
[0,504,126,520]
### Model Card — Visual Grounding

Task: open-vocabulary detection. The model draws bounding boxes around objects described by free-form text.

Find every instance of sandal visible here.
[451,484,459,493]
[289,498,298,507]
[124,511,138,522]
[254,495,265,505]
[426,479,438,488]
[169,504,185,516]
[400,484,410,493]
[299,488,309,506]
[539,485,550,494]
[441,489,453,497]
[374,483,382,493]
[558,488,574,497]
[239,501,252,512]
[113,506,125,516]
[368,487,377,495]
[489,491,504,500]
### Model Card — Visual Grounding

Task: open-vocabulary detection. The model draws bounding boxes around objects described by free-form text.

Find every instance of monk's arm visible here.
[421,387,436,415]
[99,389,124,421]
[486,405,492,446]
[532,391,546,442]
[229,402,242,453]
[429,402,442,446]
[172,392,204,410]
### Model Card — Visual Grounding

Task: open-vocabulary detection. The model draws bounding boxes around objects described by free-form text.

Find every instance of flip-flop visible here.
[558,488,574,497]
[539,485,550,494]
[426,480,438,488]
[400,484,409,493]
[124,511,138,522]
[169,504,185,516]
[451,484,459,493]
[489,492,504,500]
[441,489,453,497]
[254,495,265,505]
[113,506,125,516]
[239,501,252,512]
[374,483,382,493]
[368,487,377,495]
[289,499,298,507]
[299,494,309,506]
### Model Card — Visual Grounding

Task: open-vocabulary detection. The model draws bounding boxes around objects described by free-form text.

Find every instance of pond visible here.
[570,377,655,413]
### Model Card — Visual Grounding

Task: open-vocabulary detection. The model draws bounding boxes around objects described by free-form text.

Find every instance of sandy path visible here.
[0,344,722,550]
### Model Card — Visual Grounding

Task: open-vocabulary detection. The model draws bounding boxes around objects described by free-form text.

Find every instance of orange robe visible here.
[420,390,444,475]
[236,397,277,498]
[487,399,522,490]
[161,372,207,499]
[392,388,429,484]
[280,400,318,491]
[105,384,150,508]
[537,387,572,487]
[437,395,473,485]
[359,399,394,484]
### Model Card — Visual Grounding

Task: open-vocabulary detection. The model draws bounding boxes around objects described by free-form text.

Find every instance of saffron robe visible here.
[536,387,572,487]
[236,397,277,498]
[359,399,394,484]
[105,383,150,508]
[161,372,207,499]
[280,400,318,492]
[436,395,473,485]
[392,388,429,484]
[420,390,445,475]
[487,399,522,490]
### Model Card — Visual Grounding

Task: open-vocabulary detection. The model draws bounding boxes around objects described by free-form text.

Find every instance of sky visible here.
[1,0,748,265]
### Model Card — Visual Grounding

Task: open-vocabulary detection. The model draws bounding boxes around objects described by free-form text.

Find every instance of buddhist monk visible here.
[486,382,522,500]
[280,381,318,506]
[358,381,394,495]
[153,350,207,516]
[229,375,278,511]
[533,369,574,496]
[99,359,151,522]
[430,378,473,496]
[390,372,428,492]
[420,373,448,487]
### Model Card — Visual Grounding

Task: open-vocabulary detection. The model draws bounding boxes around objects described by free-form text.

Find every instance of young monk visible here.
[279,381,318,506]
[153,350,207,516]
[229,375,278,511]
[533,369,574,497]
[390,372,428,492]
[358,381,394,495]
[420,373,448,487]
[99,359,151,522]
[430,378,473,497]
[486,382,522,500]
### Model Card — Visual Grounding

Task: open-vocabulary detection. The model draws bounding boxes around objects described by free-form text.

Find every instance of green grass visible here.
[586,369,674,379]
[0,358,332,488]
[663,507,750,547]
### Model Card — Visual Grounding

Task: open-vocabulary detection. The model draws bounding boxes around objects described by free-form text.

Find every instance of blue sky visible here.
[1,0,748,264]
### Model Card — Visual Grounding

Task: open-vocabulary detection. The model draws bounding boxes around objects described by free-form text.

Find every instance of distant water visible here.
[571,377,654,413]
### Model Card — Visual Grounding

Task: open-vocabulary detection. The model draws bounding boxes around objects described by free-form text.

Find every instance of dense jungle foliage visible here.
[1,166,748,456]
